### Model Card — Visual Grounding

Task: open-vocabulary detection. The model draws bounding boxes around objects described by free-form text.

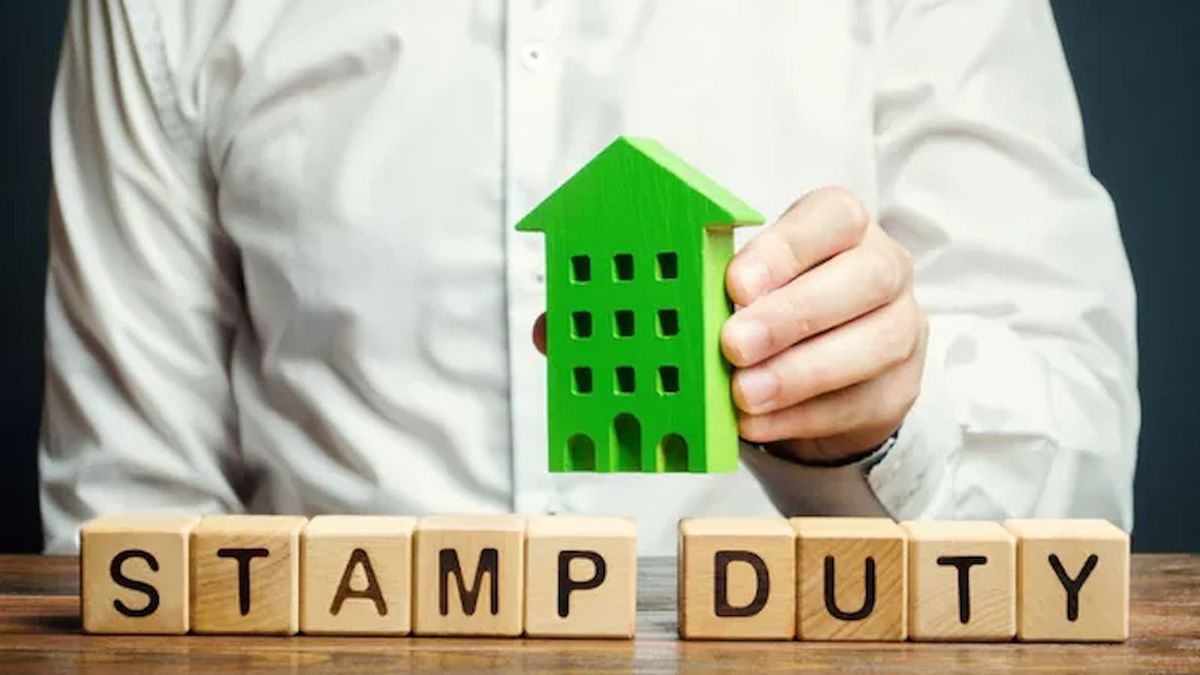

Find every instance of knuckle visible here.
[877,314,914,367]
[862,247,903,301]
[816,186,869,241]
[738,413,775,443]
[778,291,816,342]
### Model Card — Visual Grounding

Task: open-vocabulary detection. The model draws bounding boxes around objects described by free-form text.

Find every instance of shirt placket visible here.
[504,0,564,516]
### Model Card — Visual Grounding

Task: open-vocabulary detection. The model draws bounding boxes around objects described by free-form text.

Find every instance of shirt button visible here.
[533,270,545,285]
[521,42,548,71]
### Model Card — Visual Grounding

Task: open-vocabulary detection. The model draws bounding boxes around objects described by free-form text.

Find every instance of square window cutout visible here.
[570,255,591,283]
[657,309,679,337]
[571,311,593,339]
[615,366,636,394]
[656,252,678,280]
[572,367,593,394]
[613,253,634,281]
[614,310,635,337]
[658,366,680,394]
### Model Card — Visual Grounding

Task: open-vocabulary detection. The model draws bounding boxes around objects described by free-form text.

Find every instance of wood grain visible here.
[0,555,1197,672]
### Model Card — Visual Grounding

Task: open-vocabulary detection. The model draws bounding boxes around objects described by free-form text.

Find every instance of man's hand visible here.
[722,187,927,465]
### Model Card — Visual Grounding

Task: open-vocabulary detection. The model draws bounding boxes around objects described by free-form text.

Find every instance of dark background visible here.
[1,2,1196,553]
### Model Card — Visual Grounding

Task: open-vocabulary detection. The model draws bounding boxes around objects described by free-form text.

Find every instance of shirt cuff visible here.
[741,442,891,517]
[865,332,964,520]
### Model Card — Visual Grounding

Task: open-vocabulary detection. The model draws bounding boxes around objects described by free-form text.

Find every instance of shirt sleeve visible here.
[864,0,1138,528]
[39,0,244,552]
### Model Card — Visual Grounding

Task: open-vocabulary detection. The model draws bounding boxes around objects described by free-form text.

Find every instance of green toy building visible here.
[516,137,764,473]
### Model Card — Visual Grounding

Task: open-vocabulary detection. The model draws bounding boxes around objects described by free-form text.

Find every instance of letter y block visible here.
[413,515,525,636]
[1005,519,1129,642]
[678,517,795,640]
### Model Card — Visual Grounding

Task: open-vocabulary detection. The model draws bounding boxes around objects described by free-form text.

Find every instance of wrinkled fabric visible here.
[41,0,1137,554]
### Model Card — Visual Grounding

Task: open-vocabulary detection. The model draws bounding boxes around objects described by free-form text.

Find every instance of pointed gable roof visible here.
[515,136,764,233]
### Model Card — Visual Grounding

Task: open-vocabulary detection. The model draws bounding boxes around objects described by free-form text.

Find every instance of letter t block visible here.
[1005,519,1130,642]
[678,517,795,640]
[81,515,200,634]
[413,515,525,636]
[191,515,308,635]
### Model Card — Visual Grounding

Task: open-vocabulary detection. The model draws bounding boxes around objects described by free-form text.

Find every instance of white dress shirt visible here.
[40,0,1138,554]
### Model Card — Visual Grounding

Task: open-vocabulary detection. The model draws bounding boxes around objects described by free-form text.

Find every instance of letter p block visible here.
[414,515,525,636]
[524,516,636,638]
[81,515,200,634]
[678,518,795,640]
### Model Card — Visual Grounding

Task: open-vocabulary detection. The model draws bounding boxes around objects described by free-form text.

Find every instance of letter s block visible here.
[678,517,795,640]
[524,516,636,638]
[300,516,416,635]
[190,515,308,635]
[1005,519,1129,642]
[81,515,200,634]
[791,518,907,641]
[413,515,525,636]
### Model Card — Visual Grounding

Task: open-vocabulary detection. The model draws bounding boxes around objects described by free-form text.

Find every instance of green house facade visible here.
[516,137,763,473]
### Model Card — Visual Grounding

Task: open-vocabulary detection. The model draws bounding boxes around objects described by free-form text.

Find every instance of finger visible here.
[533,312,547,355]
[726,186,870,307]
[731,292,921,415]
[738,343,924,445]
[722,224,910,367]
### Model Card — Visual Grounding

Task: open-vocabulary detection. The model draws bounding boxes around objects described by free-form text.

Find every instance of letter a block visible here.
[792,518,907,641]
[300,516,416,635]
[524,516,637,638]
[81,515,200,634]
[413,515,525,636]
[191,515,308,635]
[1005,519,1129,642]
[678,518,795,640]
[900,521,1016,641]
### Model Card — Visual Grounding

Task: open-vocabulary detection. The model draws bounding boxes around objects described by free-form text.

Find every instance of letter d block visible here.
[191,515,308,635]
[678,518,795,640]
[81,515,200,634]
[414,515,525,636]
[524,516,636,638]
[900,521,1016,641]
[792,518,907,641]
[1005,519,1129,642]
[301,516,416,635]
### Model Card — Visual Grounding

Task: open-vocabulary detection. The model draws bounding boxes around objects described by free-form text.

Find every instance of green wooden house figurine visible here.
[515,137,764,473]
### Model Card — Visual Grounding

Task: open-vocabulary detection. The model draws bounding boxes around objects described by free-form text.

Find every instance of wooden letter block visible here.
[1005,519,1130,642]
[81,515,200,634]
[678,517,795,640]
[792,517,907,641]
[300,515,416,635]
[900,521,1016,641]
[413,515,525,636]
[191,515,308,635]
[524,516,636,638]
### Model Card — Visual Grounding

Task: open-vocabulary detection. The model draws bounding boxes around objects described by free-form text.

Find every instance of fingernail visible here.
[726,318,770,364]
[734,261,770,303]
[736,369,779,410]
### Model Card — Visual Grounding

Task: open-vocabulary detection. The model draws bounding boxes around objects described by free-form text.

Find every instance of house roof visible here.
[515,136,765,233]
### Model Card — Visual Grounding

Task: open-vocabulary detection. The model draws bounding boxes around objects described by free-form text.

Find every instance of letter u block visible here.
[524,516,637,638]
[81,515,200,634]
[300,516,416,635]
[190,515,308,635]
[413,515,525,636]
[1005,519,1129,642]
[678,517,795,640]
[791,517,907,641]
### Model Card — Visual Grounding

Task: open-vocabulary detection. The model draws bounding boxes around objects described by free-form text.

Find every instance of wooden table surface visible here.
[0,554,1196,673]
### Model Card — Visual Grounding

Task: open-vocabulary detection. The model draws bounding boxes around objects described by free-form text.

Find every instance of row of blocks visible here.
[81,514,1128,641]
